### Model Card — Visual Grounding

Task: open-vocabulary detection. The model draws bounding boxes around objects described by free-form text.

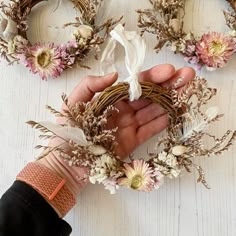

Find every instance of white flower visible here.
[184,33,193,41]
[158,151,167,161]
[227,30,236,37]
[170,169,181,178]
[103,178,119,194]
[165,153,178,167]
[0,13,18,41]
[89,154,120,184]
[153,151,181,179]
[7,35,28,54]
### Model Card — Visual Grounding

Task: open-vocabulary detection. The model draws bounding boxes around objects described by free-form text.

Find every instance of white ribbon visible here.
[101,24,146,101]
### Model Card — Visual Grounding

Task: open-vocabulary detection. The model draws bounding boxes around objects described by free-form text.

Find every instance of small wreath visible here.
[137,0,236,71]
[28,78,236,194]
[0,0,121,80]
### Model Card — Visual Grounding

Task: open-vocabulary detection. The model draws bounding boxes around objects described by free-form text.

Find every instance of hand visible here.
[38,64,195,196]
[65,64,195,158]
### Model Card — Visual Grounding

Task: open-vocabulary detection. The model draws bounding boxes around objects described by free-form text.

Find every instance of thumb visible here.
[67,72,118,105]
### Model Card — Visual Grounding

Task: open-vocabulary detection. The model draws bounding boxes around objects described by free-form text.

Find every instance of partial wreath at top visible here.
[0,0,121,80]
[137,0,236,71]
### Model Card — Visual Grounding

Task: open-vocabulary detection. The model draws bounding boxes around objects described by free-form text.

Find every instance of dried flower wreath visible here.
[137,0,236,71]
[27,77,236,194]
[0,0,121,80]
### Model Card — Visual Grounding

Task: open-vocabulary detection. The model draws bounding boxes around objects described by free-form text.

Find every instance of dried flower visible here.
[153,151,181,178]
[118,160,154,192]
[19,43,65,80]
[103,178,119,194]
[196,32,236,69]
[89,154,121,184]
[7,35,28,54]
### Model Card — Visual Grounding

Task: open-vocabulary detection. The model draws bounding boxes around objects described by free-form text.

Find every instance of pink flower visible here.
[19,43,65,80]
[118,160,154,192]
[196,32,236,69]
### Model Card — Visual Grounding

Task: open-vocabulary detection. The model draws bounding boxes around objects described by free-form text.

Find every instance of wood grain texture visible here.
[0,0,235,235]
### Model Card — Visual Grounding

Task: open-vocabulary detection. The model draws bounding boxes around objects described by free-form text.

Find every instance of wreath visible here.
[0,0,121,80]
[28,78,236,194]
[137,0,236,71]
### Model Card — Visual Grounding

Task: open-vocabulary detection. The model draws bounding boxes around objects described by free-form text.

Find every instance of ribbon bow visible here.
[101,24,146,101]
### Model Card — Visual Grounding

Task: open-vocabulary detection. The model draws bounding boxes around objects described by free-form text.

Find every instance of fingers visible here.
[139,64,176,83]
[136,114,169,145]
[129,66,195,111]
[161,67,196,88]
[67,72,118,105]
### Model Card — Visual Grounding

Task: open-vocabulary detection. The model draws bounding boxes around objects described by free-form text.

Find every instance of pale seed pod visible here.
[172,145,188,156]
[77,25,93,39]
[0,13,18,41]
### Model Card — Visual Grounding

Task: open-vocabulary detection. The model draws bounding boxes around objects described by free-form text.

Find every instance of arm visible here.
[0,64,195,236]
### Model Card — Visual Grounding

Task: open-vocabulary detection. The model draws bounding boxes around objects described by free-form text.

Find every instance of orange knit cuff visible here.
[16,162,76,217]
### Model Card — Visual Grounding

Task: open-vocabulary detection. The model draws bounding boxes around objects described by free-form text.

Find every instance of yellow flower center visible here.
[37,50,52,68]
[209,41,225,56]
[131,175,143,189]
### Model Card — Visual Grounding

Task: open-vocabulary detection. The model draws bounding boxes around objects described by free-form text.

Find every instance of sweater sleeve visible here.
[0,181,72,236]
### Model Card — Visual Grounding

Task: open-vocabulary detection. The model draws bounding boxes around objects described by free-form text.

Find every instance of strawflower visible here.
[19,43,65,80]
[118,160,154,192]
[196,32,236,69]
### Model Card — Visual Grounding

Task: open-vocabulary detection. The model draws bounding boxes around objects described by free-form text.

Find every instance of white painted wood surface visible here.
[0,0,235,235]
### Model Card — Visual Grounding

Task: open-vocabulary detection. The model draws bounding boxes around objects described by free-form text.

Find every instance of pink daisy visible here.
[118,160,154,192]
[196,32,236,69]
[19,43,65,80]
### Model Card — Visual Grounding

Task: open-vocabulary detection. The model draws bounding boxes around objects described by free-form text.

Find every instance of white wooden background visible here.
[0,0,236,235]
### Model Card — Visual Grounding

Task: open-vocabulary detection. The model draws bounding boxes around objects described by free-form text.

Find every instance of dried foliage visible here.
[224,0,236,29]
[28,78,236,193]
[137,0,185,51]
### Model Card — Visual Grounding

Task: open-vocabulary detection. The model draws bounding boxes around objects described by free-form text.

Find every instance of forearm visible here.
[0,180,72,236]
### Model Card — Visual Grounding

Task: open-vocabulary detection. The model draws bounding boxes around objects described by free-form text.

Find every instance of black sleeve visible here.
[0,181,72,236]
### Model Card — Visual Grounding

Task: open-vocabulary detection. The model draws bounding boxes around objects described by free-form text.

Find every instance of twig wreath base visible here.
[0,0,122,80]
[28,78,236,194]
[137,0,236,71]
